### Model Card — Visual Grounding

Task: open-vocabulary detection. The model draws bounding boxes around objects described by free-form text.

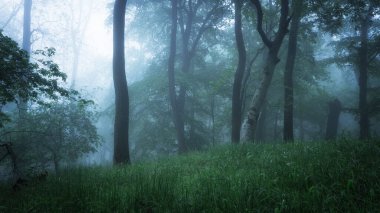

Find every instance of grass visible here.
[1,139,379,212]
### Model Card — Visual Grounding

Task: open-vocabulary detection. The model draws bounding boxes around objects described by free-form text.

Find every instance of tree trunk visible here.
[244,0,290,142]
[19,0,32,116]
[325,99,342,140]
[283,0,301,142]
[22,0,32,54]
[358,14,370,140]
[255,103,267,141]
[53,153,60,175]
[168,0,185,153]
[231,0,246,144]
[113,0,130,165]
[244,52,281,141]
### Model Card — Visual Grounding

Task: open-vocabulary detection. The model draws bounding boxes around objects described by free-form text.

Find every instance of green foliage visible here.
[0,139,379,212]
[0,98,102,173]
[0,31,71,127]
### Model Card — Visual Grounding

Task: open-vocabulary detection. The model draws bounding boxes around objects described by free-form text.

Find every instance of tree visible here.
[113,0,130,164]
[231,0,246,144]
[283,0,302,142]
[312,0,380,140]
[168,0,225,153]
[244,0,290,141]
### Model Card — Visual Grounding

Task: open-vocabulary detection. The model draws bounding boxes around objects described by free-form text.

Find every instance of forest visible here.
[0,0,380,212]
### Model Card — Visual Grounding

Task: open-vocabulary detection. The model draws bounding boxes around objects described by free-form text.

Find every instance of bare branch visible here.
[189,3,219,57]
[1,2,22,29]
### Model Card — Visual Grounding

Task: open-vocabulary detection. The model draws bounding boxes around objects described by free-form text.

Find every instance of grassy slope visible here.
[0,140,379,212]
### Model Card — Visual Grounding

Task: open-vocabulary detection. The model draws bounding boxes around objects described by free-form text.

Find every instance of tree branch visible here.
[249,0,273,48]
[189,3,219,57]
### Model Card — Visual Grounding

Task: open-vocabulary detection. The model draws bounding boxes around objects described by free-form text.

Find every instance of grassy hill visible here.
[1,139,379,212]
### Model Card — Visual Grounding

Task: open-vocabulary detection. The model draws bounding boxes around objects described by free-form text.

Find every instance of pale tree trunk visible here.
[113,0,130,164]
[244,0,290,141]
[358,14,370,140]
[283,0,302,142]
[231,0,246,144]
[19,0,32,117]
[69,0,92,89]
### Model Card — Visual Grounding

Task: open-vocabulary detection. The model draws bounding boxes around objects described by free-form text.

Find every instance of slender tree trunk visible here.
[231,0,246,144]
[19,0,32,116]
[210,95,215,146]
[255,103,267,141]
[273,108,280,140]
[113,0,130,165]
[359,15,370,140]
[283,0,301,142]
[53,153,60,175]
[325,99,342,140]
[22,0,31,54]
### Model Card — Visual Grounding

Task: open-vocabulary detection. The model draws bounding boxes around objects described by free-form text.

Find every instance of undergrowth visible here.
[0,139,379,212]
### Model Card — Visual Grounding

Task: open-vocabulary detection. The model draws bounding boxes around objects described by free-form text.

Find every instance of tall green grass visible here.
[1,139,379,212]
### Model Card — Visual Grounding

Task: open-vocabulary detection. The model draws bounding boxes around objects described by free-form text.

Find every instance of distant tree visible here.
[312,0,380,139]
[167,0,226,153]
[231,0,246,144]
[244,0,290,141]
[112,0,130,164]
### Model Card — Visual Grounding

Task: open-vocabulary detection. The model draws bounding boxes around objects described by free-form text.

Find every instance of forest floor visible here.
[0,139,379,212]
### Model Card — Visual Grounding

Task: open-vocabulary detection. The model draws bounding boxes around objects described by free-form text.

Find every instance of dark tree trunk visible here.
[244,0,290,142]
[359,15,370,140]
[325,99,342,140]
[210,95,215,146]
[283,0,301,142]
[113,0,130,165]
[168,0,186,153]
[231,0,246,144]
[255,103,267,142]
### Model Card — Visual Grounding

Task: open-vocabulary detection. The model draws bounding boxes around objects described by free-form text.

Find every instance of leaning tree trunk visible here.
[231,0,246,144]
[244,0,290,141]
[113,0,130,165]
[358,14,370,140]
[283,0,302,142]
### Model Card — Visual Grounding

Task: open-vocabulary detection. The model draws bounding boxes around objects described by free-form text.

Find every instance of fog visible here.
[1,0,379,176]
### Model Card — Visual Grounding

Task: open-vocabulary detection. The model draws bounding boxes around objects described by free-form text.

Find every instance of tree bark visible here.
[113,0,130,164]
[358,14,370,140]
[244,0,290,142]
[283,0,301,142]
[231,0,246,144]
[325,99,342,140]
